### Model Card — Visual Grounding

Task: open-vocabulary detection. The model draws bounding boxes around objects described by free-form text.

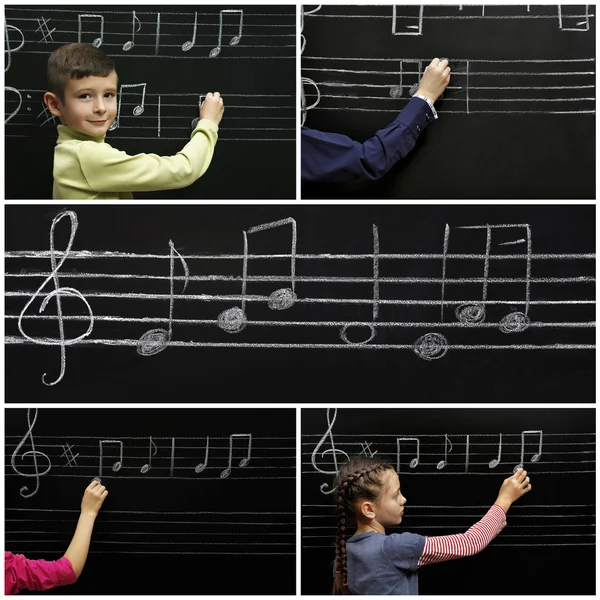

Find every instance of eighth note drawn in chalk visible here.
[396,437,420,472]
[220,433,252,479]
[140,437,157,474]
[209,9,244,58]
[99,440,123,476]
[436,434,453,469]
[123,11,142,51]
[78,14,104,48]
[109,83,147,131]
[513,430,543,473]
[137,240,189,356]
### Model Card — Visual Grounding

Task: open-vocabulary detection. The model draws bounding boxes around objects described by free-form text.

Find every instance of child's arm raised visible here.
[77,94,224,195]
[417,468,531,567]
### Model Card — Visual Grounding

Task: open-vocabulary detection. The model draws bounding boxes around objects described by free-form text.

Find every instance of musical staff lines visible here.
[301,57,596,116]
[4,211,595,384]
[6,508,296,555]
[5,7,295,62]
[5,88,294,142]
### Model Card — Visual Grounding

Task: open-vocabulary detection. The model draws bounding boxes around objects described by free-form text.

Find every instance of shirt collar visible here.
[56,124,106,144]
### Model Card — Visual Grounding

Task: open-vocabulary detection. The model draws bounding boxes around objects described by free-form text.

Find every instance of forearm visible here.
[417,504,506,567]
[63,513,97,578]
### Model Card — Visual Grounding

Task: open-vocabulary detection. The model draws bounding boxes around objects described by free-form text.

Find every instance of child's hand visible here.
[200,92,224,126]
[494,468,531,512]
[81,480,108,518]
[415,58,451,104]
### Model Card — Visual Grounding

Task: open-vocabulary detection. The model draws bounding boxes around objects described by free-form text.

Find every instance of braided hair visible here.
[332,457,395,595]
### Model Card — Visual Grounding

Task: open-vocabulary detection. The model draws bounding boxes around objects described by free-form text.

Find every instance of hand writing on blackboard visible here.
[494,468,531,513]
[416,58,451,104]
[200,92,224,126]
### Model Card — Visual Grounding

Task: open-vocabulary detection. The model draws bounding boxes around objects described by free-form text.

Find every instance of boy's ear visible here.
[359,500,376,520]
[44,92,62,117]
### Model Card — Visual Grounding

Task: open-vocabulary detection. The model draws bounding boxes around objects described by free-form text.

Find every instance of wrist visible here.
[415,89,437,104]
[494,497,512,513]
[80,510,98,521]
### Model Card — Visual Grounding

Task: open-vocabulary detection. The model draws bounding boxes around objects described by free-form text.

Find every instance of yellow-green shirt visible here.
[52,119,219,200]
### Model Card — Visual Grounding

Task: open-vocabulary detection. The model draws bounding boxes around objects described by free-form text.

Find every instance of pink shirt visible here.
[5,552,77,595]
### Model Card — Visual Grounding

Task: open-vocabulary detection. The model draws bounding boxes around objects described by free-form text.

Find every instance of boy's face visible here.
[46,71,118,136]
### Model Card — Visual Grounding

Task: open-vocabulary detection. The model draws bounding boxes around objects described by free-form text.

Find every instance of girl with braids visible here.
[332,456,531,595]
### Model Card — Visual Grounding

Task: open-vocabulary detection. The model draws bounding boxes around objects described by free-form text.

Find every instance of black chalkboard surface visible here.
[301,4,595,199]
[302,407,596,595]
[6,407,296,595]
[4,5,295,199]
[4,204,595,403]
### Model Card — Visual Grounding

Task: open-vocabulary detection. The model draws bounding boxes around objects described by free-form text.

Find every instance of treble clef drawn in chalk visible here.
[209,9,244,58]
[18,211,94,386]
[137,239,189,356]
[5,20,25,73]
[301,77,320,126]
[311,408,349,495]
[300,5,322,55]
[11,409,52,499]
[5,86,23,125]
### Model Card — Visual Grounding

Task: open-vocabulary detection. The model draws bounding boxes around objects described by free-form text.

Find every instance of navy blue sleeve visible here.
[301,97,435,183]
[382,532,427,573]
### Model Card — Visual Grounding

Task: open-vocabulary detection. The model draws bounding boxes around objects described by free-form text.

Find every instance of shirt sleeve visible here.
[5,552,77,594]
[417,505,507,567]
[78,119,218,193]
[382,532,427,573]
[301,96,435,183]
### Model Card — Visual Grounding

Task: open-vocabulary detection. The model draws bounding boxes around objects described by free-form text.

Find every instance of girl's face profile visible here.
[373,470,407,528]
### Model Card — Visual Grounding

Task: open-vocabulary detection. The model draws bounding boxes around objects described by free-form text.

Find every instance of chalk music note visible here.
[11,409,52,499]
[78,14,104,48]
[182,11,198,51]
[436,434,453,469]
[191,94,204,129]
[217,218,297,334]
[123,11,142,51]
[5,20,25,73]
[109,83,147,131]
[396,437,420,472]
[513,430,543,473]
[137,240,189,356]
[17,211,94,386]
[220,434,252,479]
[140,437,157,474]
[99,440,123,476]
[311,408,350,494]
[194,437,210,474]
[301,77,321,126]
[489,433,502,468]
[209,9,244,58]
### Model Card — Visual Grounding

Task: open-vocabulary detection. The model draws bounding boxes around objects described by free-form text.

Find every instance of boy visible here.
[43,44,224,199]
[5,479,108,594]
[301,58,451,183]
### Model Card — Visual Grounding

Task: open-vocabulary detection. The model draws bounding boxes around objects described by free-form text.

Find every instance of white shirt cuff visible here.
[413,94,438,120]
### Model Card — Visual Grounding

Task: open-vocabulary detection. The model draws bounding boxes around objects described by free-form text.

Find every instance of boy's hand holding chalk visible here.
[494,468,532,512]
[200,92,225,126]
[416,58,451,104]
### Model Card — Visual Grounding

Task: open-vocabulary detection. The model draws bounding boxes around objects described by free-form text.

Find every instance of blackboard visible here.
[4,204,595,403]
[4,4,296,199]
[301,4,596,199]
[301,407,596,595]
[5,407,296,595]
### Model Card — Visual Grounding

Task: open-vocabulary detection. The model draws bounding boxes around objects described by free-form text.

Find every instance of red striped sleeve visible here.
[417,504,507,567]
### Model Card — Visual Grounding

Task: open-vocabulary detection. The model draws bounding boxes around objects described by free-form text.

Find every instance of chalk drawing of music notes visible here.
[558,5,590,31]
[513,430,543,473]
[109,83,147,131]
[99,440,124,476]
[396,437,420,473]
[5,86,23,125]
[5,20,25,73]
[78,14,104,48]
[220,434,252,479]
[489,433,502,468]
[311,408,350,494]
[140,437,157,474]
[137,240,190,356]
[389,59,422,98]
[194,437,210,474]
[339,224,379,346]
[123,10,142,51]
[436,434,453,469]
[17,211,94,386]
[217,218,297,334]
[392,5,424,36]
[209,9,244,58]
[301,77,320,126]
[11,409,52,499]
[182,11,198,51]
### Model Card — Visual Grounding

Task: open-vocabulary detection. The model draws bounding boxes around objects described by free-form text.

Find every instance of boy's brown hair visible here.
[47,43,117,101]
